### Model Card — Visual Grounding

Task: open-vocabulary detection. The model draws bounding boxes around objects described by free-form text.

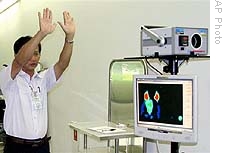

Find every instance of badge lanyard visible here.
[29,85,42,110]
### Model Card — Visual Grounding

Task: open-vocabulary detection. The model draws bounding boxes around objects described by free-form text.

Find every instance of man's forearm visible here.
[53,38,74,81]
[57,39,74,70]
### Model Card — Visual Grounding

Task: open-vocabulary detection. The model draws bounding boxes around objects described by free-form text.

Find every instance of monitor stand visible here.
[165,56,181,153]
[171,142,179,153]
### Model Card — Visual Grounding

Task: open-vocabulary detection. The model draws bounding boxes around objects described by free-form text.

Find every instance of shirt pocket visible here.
[17,79,31,95]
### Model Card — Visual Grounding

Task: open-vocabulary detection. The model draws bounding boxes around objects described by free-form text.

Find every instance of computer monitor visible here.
[134,75,197,143]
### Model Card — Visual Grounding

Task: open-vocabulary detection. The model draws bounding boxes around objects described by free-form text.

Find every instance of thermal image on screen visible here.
[141,91,161,119]
[134,75,197,143]
[139,83,183,125]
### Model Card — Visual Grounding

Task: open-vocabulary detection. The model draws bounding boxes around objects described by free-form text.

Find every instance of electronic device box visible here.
[141,26,208,56]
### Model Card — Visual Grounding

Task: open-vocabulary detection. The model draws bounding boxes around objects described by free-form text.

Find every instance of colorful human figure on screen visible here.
[140,90,161,120]
[154,91,161,119]
[140,91,154,119]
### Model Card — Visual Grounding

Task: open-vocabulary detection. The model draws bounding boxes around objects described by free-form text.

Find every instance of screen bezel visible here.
[133,75,197,143]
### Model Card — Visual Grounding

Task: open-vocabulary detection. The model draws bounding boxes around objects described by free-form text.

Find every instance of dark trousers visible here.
[3,135,50,153]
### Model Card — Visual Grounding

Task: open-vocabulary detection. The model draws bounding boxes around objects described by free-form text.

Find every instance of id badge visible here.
[31,91,42,110]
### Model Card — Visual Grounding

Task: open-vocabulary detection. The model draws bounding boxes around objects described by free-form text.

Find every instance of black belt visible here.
[6,134,51,147]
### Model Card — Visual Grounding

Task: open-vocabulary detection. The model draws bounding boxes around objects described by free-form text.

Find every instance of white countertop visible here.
[69,121,136,141]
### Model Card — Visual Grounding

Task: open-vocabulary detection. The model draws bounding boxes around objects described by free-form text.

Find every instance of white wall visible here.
[0,0,209,153]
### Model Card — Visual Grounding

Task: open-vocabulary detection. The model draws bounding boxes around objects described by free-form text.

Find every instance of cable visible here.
[144,58,163,75]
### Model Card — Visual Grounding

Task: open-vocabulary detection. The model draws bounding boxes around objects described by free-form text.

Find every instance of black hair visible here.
[13,35,42,55]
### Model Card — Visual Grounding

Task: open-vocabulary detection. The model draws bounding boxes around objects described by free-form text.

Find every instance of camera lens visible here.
[191,33,202,49]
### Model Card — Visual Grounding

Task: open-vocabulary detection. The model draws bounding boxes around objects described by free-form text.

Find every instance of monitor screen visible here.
[134,75,197,143]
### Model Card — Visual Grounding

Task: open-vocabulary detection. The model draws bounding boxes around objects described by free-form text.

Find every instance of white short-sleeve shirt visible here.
[0,63,60,139]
